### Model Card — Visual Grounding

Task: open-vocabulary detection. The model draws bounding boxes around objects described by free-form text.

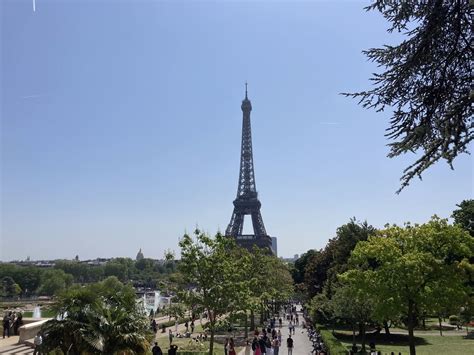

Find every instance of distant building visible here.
[136,248,144,261]
[271,237,278,256]
[280,254,299,263]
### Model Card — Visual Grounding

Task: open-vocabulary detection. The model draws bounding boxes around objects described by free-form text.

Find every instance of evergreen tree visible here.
[344,0,473,192]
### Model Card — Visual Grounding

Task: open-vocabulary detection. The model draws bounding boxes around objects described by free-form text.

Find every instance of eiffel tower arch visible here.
[225,85,275,254]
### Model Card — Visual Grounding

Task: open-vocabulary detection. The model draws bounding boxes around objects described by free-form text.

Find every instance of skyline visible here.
[1,0,472,261]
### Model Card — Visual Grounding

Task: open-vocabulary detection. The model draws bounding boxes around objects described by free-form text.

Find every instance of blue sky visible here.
[1,0,472,261]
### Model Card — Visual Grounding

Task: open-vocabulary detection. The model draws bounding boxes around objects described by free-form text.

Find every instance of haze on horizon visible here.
[1,0,472,262]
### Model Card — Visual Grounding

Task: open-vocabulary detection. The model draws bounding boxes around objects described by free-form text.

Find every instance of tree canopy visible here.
[341,216,474,355]
[344,0,473,192]
[177,230,248,354]
[304,218,376,297]
[452,199,474,237]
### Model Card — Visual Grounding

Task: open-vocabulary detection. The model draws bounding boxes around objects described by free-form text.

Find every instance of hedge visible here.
[317,325,347,355]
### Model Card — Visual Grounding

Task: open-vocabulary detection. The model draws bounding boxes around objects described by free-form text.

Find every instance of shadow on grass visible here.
[463,332,474,340]
[333,332,430,347]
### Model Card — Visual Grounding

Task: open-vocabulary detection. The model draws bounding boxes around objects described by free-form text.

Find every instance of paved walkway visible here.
[283,307,313,355]
[0,336,33,355]
[240,306,314,355]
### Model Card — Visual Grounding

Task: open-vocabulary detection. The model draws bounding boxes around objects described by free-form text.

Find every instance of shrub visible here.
[449,315,459,325]
[317,325,347,355]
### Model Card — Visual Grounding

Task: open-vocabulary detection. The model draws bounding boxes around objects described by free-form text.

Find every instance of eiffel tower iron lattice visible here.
[225,85,274,254]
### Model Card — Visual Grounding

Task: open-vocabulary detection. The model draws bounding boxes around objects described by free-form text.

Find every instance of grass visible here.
[23,310,57,318]
[154,322,247,354]
[334,331,474,354]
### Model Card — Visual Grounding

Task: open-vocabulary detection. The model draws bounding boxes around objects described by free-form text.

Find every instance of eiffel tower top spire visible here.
[242,82,252,111]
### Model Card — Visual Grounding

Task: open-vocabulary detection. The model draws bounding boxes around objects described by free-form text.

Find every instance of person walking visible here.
[286,335,293,355]
[190,320,195,333]
[2,312,11,338]
[259,335,267,355]
[168,329,173,346]
[152,342,163,355]
[229,338,237,355]
[265,334,273,355]
[272,336,280,355]
[33,332,43,355]
[13,313,23,335]
[224,338,229,355]
[252,336,261,355]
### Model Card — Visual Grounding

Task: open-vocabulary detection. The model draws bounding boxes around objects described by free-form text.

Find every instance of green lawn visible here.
[23,310,57,318]
[335,331,474,354]
[153,323,245,354]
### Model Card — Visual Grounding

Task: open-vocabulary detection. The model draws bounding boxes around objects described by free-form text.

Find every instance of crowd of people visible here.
[250,304,299,355]
[306,326,327,355]
[149,303,306,355]
[2,311,23,338]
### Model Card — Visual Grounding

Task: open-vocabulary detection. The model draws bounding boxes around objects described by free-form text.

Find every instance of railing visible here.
[18,320,49,343]
[235,235,257,240]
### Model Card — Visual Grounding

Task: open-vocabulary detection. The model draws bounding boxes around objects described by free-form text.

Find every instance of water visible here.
[33,306,41,319]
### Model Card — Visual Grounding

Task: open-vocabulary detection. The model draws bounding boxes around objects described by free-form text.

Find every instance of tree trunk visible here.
[407,299,417,355]
[245,311,249,339]
[359,322,366,352]
[383,321,390,336]
[352,323,356,348]
[422,317,426,330]
[209,328,215,355]
[250,309,255,331]
[438,316,443,336]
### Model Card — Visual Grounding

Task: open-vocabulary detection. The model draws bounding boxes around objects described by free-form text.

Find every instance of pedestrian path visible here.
[282,307,313,355]
[240,306,314,355]
[0,343,33,354]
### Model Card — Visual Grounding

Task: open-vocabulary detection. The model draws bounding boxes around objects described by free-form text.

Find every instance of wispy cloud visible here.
[22,94,45,99]
[319,122,341,125]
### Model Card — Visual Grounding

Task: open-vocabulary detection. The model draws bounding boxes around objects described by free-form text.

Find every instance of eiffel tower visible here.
[225,84,274,254]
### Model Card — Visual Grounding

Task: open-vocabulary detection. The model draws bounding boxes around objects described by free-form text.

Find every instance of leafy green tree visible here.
[0,276,21,298]
[177,230,246,355]
[330,282,374,352]
[344,1,473,192]
[305,218,375,297]
[307,293,333,325]
[164,303,186,329]
[0,265,42,296]
[292,249,318,285]
[42,276,151,354]
[427,279,467,336]
[104,260,130,282]
[342,217,474,355]
[38,269,73,296]
[452,199,474,237]
[135,258,155,272]
[54,260,104,283]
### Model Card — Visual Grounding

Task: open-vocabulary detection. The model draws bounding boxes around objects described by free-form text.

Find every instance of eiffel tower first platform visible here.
[225,85,275,255]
